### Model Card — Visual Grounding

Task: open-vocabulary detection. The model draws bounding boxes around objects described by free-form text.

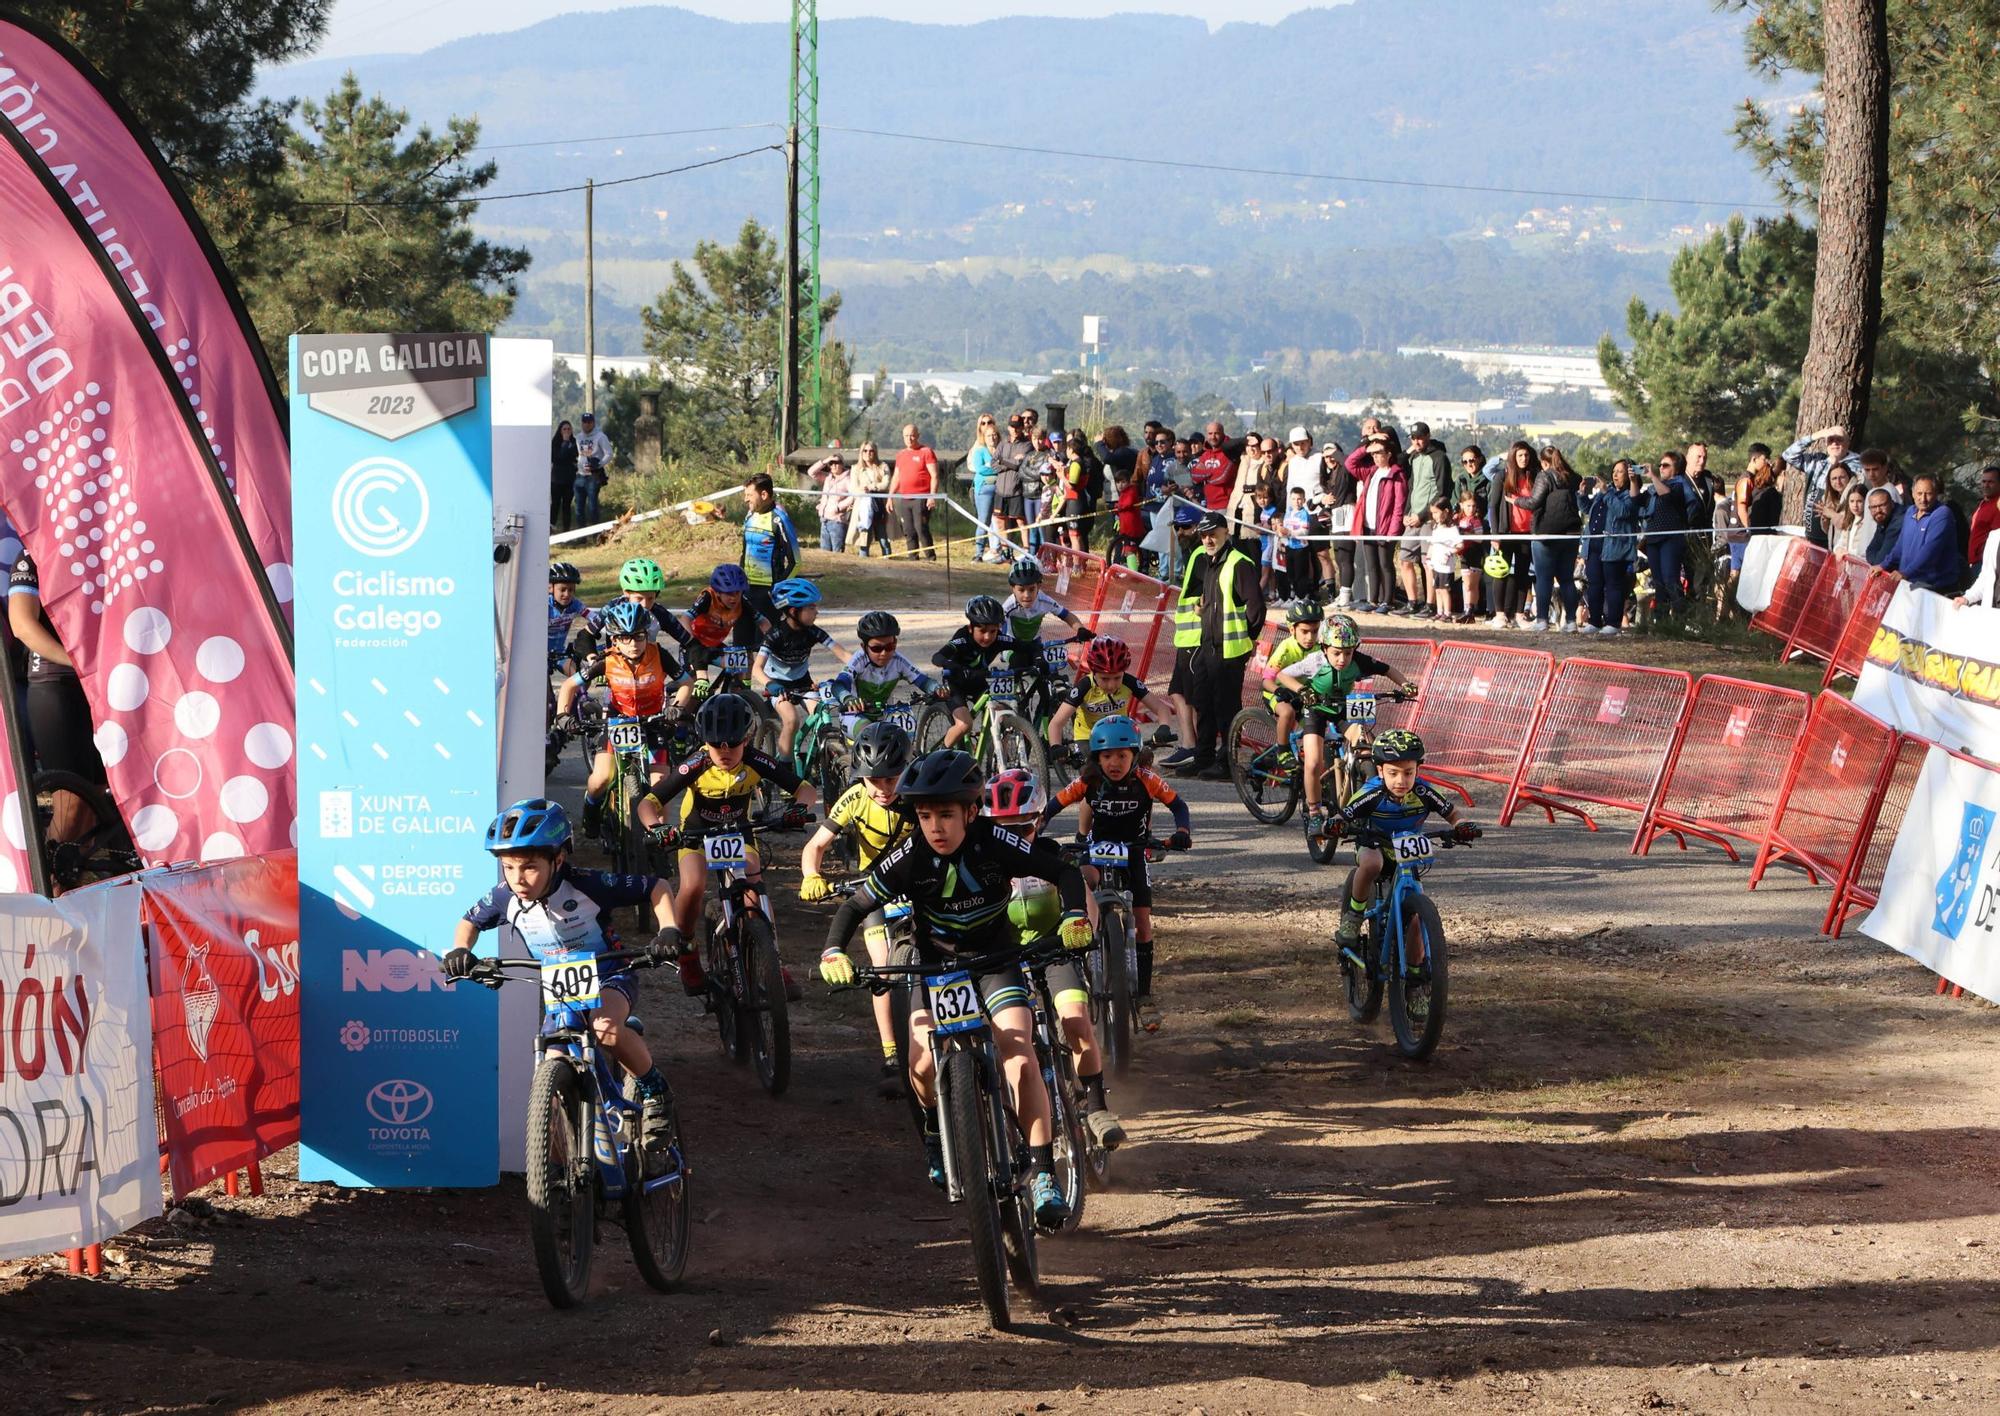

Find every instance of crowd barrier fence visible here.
[1747,537,1826,648]
[1094,564,1175,686]
[1406,642,1554,806]
[1748,693,1900,894]
[1634,676,1811,861]
[1822,730,1931,938]
[1501,659,1690,830]
[1821,566,1899,689]
[1782,551,1873,667]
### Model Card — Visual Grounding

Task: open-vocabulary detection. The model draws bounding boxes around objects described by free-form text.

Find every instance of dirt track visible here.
[6,610,1998,1413]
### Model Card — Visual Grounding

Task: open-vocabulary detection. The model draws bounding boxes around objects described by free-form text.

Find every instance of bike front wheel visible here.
[620,1077,691,1291]
[745,912,791,1096]
[1342,916,1384,1024]
[703,913,745,1064]
[1095,900,1136,1078]
[1048,1031,1096,1216]
[1227,708,1300,826]
[982,708,1048,784]
[524,1058,595,1309]
[1388,892,1449,1061]
[942,1047,1011,1330]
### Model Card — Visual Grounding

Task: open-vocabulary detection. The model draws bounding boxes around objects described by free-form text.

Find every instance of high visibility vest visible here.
[1215,547,1255,659]
[1173,547,1209,649]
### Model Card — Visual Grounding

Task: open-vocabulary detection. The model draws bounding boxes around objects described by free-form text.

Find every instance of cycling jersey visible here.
[687,590,764,650]
[582,600,694,652]
[648,747,804,829]
[837,818,1084,958]
[741,508,799,588]
[1004,590,1076,643]
[1261,636,1311,707]
[7,556,74,683]
[827,780,909,871]
[758,620,834,684]
[1062,672,1149,739]
[460,866,655,1001]
[932,628,1036,700]
[1337,774,1456,842]
[1045,766,1190,843]
[831,649,938,710]
[1284,649,1392,707]
[571,645,672,718]
[547,593,593,655]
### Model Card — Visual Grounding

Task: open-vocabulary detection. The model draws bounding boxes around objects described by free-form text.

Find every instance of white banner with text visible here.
[1853,583,2000,764]
[1862,745,2000,1001]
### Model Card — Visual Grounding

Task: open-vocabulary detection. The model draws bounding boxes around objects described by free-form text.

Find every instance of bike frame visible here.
[1364,846,1433,977]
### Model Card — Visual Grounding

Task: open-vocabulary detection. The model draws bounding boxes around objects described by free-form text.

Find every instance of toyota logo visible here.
[332,456,430,557]
[365,1078,434,1125]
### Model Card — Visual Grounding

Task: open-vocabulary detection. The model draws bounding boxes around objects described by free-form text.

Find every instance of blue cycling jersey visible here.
[1337,774,1456,839]
[548,593,593,655]
[462,866,654,960]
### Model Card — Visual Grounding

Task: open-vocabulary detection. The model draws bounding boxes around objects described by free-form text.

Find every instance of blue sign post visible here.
[292,334,499,1187]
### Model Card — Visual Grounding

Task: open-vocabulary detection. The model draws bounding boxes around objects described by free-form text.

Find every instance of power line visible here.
[470,122,782,154]
[292,143,781,207]
[821,125,1785,212]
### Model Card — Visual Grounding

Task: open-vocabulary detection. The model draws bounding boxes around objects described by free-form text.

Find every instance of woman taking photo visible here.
[1485,441,1538,629]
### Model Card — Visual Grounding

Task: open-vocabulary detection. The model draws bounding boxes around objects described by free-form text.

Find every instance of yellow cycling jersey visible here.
[648,746,804,827]
[827,780,909,871]
[1262,636,1310,706]
[1064,671,1147,740]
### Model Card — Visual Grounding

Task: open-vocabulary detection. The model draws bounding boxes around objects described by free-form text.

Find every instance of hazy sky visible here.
[316,1,1331,59]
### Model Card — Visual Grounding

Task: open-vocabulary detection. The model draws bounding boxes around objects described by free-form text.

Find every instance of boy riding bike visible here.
[824,611,945,732]
[1044,634,1186,757]
[984,767,1128,1150]
[578,557,697,714]
[684,563,771,675]
[754,577,846,759]
[818,750,1093,1229]
[547,561,592,669]
[555,600,681,840]
[932,595,1038,748]
[444,799,684,1155]
[1002,558,1093,645]
[798,719,916,1096]
[1331,728,1478,973]
[1260,601,1326,758]
[1273,617,1418,836]
[1036,716,1191,1004]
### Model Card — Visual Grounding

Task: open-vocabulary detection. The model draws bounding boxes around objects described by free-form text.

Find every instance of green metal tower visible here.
[789,0,823,445]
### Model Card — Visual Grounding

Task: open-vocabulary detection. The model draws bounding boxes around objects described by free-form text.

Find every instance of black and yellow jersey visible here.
[647,747,804,826]
[827,780,910,872]
[1063,672,1148,740]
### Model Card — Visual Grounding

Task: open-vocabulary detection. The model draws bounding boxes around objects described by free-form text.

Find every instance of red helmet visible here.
[1083,635,1132,675]
[983,767,1042,822]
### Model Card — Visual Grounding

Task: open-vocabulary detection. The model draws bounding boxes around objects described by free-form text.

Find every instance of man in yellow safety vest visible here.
[1184,510,1265,780]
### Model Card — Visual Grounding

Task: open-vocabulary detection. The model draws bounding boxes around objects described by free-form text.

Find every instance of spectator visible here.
[1183,511,1266,780]
[1806,461,1857,549]
[1454,443,1489,505]
[994,412,1034,555]
[1282,486,1316,603]
[1422,499,1462,620]
[968,413,1001,562]
[1967,464,2000,569]
[1744,447,1785,537]
[813,454,853,552]
[1641,449,1698,619]
[1281,427,1320,504]
[1680,442,1722,613]
[740,470,800,620]
[1720,444,1771,607]
[1106,459,1148,571]
[892,423,938,560]
[1453,444,1488,614]
[1251,483,1280,597]
[1144,429,1186,505]
[851,440,893,557]
[1485,441,1538,629]
[1863,487,1902,567]
[1319,446,1357,607]
[1830,483,1871,558]
[1515,444,1583,631]
[1347,431,1408,614]
[1449,488,1487,623]
[1880,472,1964,594]
[1583,458,1640,636]
[1096,426,1138,546]
[1401,422,1451,614]
[1860,446,1909,501]
[1029,431,1065,551]
[1227,434,1273,527]
[1783,423,1863,498]
[573,410,612,527]
[1189,420,1244,512]
[1059,429,1095,553]
[1957,491,2000,608]
[550,419,578,532]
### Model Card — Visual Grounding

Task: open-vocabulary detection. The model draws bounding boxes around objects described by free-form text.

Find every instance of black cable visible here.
[290,143,781,208]
[471,122,783,154]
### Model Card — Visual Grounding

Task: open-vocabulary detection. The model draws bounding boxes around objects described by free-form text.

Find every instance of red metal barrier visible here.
[1749,694,1900,892]
[1821,567,1899,689]
[1040,546,1106,621]
[1368,639,1438,734]
[1748,538,1826,647]
[1824,730,1930,937]
[1782,551,1872,666]
[1094,563,1174,685]
[1501,658,1690,830]
[1406,642,1555,805]
[1633,675,1811,861]
[1243,623,1285,709]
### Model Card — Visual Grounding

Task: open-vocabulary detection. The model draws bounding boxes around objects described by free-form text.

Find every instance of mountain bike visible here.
[844,692,948,761]
[839,933,1072,1330]
[34,771,140,895]
[1303,690,1400,866]
[452,948,690,1308]
[1064,834,1184,1078]
[1337,825,1476,1061]
[585,708,676,875]
[696,644,781,758]
[956,675,1047,785]
[1027,945,1100,1221]
[665,809,813,1097]
[787,685,853,807]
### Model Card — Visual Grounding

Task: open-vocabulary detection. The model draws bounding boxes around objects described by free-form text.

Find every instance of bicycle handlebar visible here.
[831,932,1073,996]
[450,947,657,989]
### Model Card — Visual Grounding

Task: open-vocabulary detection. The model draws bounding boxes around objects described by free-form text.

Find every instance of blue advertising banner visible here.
[292,333,499,1187]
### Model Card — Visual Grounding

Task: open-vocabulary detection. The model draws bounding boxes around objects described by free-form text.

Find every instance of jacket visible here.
[994,435,1034,498]
[1585,485,1639,563]
[1195,542,1265,656]
[1880,504,1963,593]
[1346,448,1408,535]
[1519,469,1582,536]
[1406,443,1451,521]
[1864,512,1903,568]
[1642,473,1697,534]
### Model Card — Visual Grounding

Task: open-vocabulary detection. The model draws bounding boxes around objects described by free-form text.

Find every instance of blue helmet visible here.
[771,577,821,610]
[1172,500,1204,528]
[600,598,649,638]
[1088,714,1142,754]
[485,798,572,854]
[709,563,750,594]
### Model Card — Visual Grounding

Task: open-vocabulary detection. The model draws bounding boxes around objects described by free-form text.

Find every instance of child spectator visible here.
[1283,487,1315,603]
[1453,490,1487,623]
[1424,499,1463,621]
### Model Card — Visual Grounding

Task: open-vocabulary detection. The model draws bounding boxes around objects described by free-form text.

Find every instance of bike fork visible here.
[935,1037,966,1204]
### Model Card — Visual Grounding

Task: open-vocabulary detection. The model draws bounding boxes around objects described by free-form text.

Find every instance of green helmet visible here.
[1372,728,1425,764]
[619,558,667,593]
[1323,619,1362,651]
[1008,878,1062,939]
[1285,600,1324,627]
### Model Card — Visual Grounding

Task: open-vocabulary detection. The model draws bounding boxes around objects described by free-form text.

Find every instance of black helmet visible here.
[964,595,1006,627]
[1285,599,1324,626]
[851,719,914,778]
[1007,558,1043,587]
[895,749,986,805]
[696,693,754,746]
[549,561,581,585]
[856,610,901,643]
[1371,728,1425,765]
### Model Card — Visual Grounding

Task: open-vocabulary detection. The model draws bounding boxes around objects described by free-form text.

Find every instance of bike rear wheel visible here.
[524,1058,595,1309]
[745,912,790,1096]
[1095,899,1136,1078]
[620,1078,691,1291]
[1227,708,1300,826]
[1048,1026,1095,1217]
[1388,893,1449,1061]
[1305,761,1344,865]
[911,702,951,755]
[982,708,1048,784]
[942,1047,1011,1330]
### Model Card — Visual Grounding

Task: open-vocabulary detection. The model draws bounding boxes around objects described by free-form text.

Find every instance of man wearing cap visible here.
[1399,422,1449,617]
[1783,424,1863,498]
[1175,511,1266,780]
[574,411,614,526]
[1282,426,1323,504]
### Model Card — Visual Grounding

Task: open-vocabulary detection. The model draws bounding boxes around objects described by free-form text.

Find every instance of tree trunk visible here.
[1791,0,1890,523]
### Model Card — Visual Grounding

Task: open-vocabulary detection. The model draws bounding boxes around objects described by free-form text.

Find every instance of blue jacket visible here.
[1880,504,1961,592]
[1864,511,1903,568]
[1586,486,1640,563]
[1641,474,1698,533]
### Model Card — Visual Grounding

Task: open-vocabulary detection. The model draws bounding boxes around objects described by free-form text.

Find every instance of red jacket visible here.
[1971,497,2000,566]
[1346,447,1408,536]
[1190,448,1236,510]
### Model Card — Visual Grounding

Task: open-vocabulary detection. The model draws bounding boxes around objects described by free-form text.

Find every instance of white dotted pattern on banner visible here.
[11,385,164,616]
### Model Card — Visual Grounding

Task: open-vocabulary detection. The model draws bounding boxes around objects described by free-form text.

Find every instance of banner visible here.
[0,509,34,894]
[0,126,297,867]
[293,333,498,1188]
[0,18,293,612]
[0,880,158,1258]
[1853,583,2000,763]
[1735,532,1789,614]
[1861,745,2000,1001]
[145,852,301,1199]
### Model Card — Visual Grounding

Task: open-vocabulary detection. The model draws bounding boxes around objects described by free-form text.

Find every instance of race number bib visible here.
[1344,693,1377,725]
[987,669,1017,701]
[540,950,601,1014]
[607,718,646,753]
[721,646,752,674]
[1088,839,1130,867]
[1392,833,1434,865]
[1042,642,1072,672]
[926,970,986,1036]
[880,704,917,731]
[704,832,749,872]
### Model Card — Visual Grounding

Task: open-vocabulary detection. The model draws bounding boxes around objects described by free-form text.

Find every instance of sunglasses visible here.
[864,640,897,654]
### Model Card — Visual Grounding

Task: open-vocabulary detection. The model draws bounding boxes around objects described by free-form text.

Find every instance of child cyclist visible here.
[554,600,680,841]
[1036,716,1190,1005]
[683,563,771,677]
[754,577,847,759]
[645,694,817,948]
[1003,557,1093,646]
[932,595,1039,748]
[1262,601,1327,762]
[824,610,945,733]
[818,750,1094,1229]
[1274,617,1418,836]
[1331,728,1479,971]
[984,767,1127,1149]
[547,561,592,670]
[1045,634,1186,758]
[582,557,696,659]
[797,719,916,1096]
[444,798,686,1158]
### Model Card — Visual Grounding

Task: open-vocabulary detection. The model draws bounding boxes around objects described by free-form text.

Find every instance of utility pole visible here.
[781,123,801,457]
[786,0,821,453]
[584,177,596,415]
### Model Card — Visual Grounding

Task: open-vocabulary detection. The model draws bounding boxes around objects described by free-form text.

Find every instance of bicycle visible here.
[1062,834,1182,1078]
[592,708,677,875]
[1337,825,1476,1061]
[452,948,691,1308]
[838,932,1073,1330]
[665,810,813,1097]
[1302,690,1396,866]
[1026,942,1100,1220]
[34,771,140,894]
[954,672,1047,785]
[787,686,853,808]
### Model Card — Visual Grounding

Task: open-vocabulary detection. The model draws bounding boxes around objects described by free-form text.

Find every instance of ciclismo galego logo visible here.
[332,455,430,557]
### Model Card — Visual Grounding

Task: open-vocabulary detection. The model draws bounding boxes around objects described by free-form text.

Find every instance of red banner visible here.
[146,851,300,1199]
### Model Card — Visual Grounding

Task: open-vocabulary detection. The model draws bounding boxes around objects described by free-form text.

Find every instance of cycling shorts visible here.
[1168,647,1194,699]
[1302,708,1368,744]
[1087,851,1152,909]
[913,947,1033,1020]
[28,677,107,784]
[763,673,814,703]
[1041,957,1085,1005]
